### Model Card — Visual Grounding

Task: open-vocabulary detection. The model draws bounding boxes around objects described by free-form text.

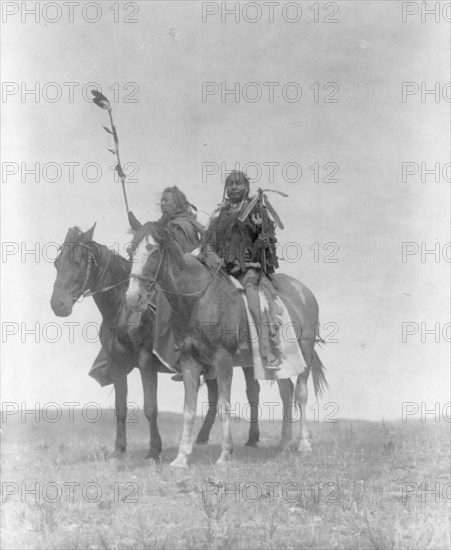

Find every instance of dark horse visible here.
[50,224,221,459]
[126,223,327,469]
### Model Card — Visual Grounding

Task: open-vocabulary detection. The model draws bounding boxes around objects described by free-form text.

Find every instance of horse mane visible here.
[159,226,190,270]
[131,221,163,248]
[94,243,130,274]
[62,226,130,276]
[134,221,195,273]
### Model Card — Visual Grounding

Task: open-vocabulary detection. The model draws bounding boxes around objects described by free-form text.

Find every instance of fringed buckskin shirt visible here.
[203,198,279,276]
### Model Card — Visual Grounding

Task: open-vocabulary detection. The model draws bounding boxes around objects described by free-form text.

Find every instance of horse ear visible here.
[82,223,97,242]
[128,211,142,231]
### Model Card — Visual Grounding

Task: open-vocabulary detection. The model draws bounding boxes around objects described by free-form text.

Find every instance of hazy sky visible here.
[2,1,450,422]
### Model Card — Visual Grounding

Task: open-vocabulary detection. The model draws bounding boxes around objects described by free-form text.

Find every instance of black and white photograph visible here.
[1,1,450,548]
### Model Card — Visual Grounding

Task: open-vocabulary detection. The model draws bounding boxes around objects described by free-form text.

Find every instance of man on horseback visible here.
[89,186,203,385]
[141,186,203,381]
[202,170,282,370]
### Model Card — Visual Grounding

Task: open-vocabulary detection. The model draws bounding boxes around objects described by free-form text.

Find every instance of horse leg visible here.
[296,371,312,452]
[195,378,218,445]
[296,329,315,452]
[216,349,234,464]
[276,378,295,451]
[170,356,201,469]
[139,350,162,460]
[110,363,128,456]
[242,366,260,447]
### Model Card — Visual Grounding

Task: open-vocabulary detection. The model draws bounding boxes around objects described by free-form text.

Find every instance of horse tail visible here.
[311,349,328,399]
[315,333,326,347]
[313,322,326,347]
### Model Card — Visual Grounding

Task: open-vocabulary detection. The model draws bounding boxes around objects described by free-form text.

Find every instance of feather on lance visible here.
[91,89,129,218]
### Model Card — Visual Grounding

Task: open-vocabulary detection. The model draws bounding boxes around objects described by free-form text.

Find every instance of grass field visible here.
[1,409,450,550]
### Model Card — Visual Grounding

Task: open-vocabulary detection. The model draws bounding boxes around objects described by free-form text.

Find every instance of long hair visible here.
[221,171,250,210]
[159,186,198,225]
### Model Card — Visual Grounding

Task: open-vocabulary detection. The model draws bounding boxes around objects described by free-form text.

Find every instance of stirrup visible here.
[171,373,183,382]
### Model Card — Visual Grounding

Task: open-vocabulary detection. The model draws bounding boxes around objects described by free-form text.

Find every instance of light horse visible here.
[126,222,327,469]
[50,224,220,459]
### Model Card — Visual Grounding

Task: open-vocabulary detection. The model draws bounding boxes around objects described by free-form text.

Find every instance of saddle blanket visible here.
[229,277,307,381]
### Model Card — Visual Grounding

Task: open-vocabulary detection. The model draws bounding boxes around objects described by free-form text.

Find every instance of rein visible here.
[130,246,223,298]
[82,278,129,298]
[158,262,222,297]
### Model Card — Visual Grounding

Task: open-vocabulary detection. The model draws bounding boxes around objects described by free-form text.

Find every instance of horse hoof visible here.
[170,457,189,470]
[195,437,209,445]
[112,448,126,458]
[216,451,233,464]
[244,440,258,448]
[298,442,312,453]
[147,458,161,470]
[146,450,161,460]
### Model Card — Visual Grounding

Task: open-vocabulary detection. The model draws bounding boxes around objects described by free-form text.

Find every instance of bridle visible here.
[72,242,128,302]
[62,242,96,302]
[128,243,164,295]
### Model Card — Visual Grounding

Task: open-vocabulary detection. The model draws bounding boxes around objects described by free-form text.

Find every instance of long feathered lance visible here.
[91,89,129,220]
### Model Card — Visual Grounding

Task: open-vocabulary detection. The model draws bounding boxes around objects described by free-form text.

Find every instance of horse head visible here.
[50,223,98,316]
[126,222,165,312]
